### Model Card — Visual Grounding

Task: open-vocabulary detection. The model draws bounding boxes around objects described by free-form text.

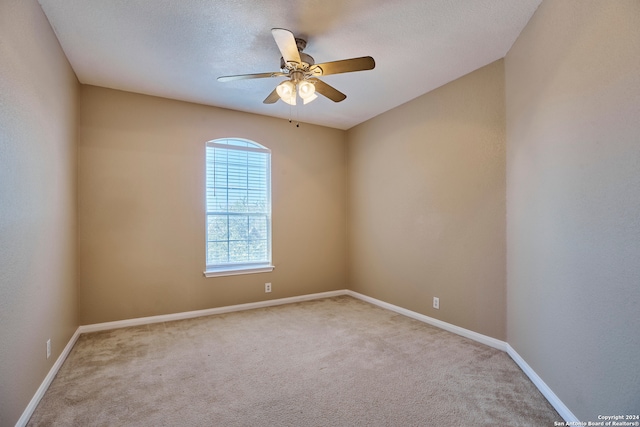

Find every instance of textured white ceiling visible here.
[37,0,541,130]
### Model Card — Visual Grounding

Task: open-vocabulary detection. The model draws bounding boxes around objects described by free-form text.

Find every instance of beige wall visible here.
[6,0,640,422]
[347,60,506,340]
[506,0,640,419]
[78,86,347,324]
[0,0,79,425]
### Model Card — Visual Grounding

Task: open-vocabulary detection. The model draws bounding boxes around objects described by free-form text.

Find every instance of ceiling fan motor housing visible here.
[280,53,315,70]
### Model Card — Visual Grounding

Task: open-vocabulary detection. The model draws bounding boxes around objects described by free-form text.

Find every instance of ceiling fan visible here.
[218,28,375,105]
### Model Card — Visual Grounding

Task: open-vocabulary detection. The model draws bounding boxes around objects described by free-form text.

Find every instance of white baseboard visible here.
[15,328,81,427]
[16,290,346,426]
[347,290,577,423]
[506,344,579,423]
[17,289,576,425]
[346,290,508,351]
[78,290,348,333]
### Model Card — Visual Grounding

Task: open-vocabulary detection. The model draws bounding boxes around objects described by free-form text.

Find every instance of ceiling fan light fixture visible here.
[303,93,318,105]
[276,80,297,105]
[298,80,316,99]
[282,94,297,105]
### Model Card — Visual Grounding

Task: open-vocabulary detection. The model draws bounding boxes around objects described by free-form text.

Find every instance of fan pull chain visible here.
[287,103,301,128]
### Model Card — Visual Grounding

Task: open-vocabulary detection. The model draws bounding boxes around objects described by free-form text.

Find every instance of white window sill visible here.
[203,265,275,278]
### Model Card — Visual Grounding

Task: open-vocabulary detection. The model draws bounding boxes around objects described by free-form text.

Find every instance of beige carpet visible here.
[28,296,560,426]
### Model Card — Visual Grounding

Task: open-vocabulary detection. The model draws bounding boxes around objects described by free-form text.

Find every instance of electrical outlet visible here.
[46,339,51,359]
[265,282,272,293]
[433,297,440,310]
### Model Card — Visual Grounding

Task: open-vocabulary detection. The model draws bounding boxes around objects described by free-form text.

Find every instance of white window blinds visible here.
[205,139,272,275]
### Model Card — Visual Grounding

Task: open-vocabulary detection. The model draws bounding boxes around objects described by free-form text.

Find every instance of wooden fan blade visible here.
[272,28,302,65]
[310,56,375,76]
[218,72,286,82]
[309,78,346,102]
[263,87,280,104]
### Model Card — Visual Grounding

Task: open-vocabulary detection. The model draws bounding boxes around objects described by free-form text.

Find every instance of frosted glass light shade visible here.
[303,93,318,104]
[276,81,296,105]
[298,80,316,100]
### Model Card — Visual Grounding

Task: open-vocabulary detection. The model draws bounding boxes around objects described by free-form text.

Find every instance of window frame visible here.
[203,138,274,278]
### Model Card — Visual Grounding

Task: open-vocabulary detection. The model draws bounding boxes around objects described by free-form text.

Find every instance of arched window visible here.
[204,138,273,277]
